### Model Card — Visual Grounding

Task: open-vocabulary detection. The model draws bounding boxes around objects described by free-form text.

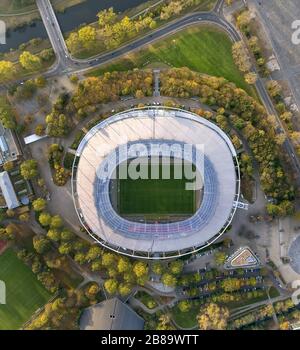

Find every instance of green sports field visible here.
[0,249,52,330]
[117,160,198,220]
[88,25,255,96]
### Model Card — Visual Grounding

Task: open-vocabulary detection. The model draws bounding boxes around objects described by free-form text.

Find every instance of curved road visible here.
[33,0,300,181]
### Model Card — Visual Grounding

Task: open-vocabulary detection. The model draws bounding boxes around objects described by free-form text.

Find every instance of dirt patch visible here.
[0,240,8,255]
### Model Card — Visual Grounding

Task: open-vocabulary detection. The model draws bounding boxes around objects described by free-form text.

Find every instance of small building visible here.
[79,298,144,330]
[24,134,47,145]
[0,171,20,209]
[0,123,20,165]
[224,246,260,269]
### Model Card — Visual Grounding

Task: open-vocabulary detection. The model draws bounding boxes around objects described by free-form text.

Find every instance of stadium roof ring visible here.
[72,107,240,259]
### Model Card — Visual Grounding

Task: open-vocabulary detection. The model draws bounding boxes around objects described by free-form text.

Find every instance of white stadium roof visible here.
[72,107,240,259]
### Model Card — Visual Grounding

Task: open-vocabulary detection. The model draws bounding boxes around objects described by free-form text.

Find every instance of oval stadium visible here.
[72,107,240,259]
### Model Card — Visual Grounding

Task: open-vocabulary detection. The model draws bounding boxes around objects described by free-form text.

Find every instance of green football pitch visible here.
[0,249,52,330]
[117,160,198,219]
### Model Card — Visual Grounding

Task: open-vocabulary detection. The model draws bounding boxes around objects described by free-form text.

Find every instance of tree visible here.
[133,261,149,278]
[0,226,15,241]
[118,283,132,296]
[169,260,183,275]
[47,229,61,242]
[236,10,252,31]
[58,242,72,255]
[37,271,58,293]
[33,235,51,254]
[19,212,30,222]
[0,97,16,129]
[0,60,16,81]
[178,300,192,313]
[19,51,42,71]
[20,159,38,179]
[104,279,118,295]
[39,212,52,227]
[214,251,227,266]
[102,252,115,266]
[86,246,102,261]
[91,259,102,271]
[50,215,63,229]
[152,261,164,275]
[32,198,46,212]
[35,76,46,88]
[85,283,100,299]
[117,257,132,273]
[35,124,45,136]
[156,313,174,330]
[74,252,86,265]
[3,161,14,172]
[97,7,117,28]
[221,278,241,292]
[232,41,251,72]
[266,80,282,98]
[244,72,258,85]
[60,229,75,242]
[160,1,183,20]
[78,26,97,49]
[197,303,229,330]
[161,273,177,287]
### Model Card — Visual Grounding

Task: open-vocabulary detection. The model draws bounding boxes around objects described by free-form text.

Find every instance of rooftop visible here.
[79,298,144,330]
[0,171,20,209]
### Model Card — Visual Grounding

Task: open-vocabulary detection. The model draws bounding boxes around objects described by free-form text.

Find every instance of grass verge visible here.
[0,249,52,330]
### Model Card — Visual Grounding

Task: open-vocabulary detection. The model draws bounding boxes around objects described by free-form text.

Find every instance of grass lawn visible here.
[135,291,158,309]
[0,249,52,330]
[268,286,280,298]
[117,159,197,218]
[88,25,254,96]
[0,0,36,13]
[171,304,199,329]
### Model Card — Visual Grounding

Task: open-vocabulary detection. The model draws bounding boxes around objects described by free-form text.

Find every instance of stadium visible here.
[72,107,240,259]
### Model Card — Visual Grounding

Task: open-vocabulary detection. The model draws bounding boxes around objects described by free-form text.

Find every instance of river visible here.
[0,0,148,53]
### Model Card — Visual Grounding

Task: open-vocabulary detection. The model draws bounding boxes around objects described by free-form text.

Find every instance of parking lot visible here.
[251,0,300,106]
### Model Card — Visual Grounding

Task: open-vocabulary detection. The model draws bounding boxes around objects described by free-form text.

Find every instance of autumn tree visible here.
[19,51,42,71]
[20,159,38,179]
[32,198,47,212]
[39,212,52,227]
[197,303,229,330]
[161,273,177,287]
[97,7,117,28]
[33,235,51,254]
[214,251,227,266]
[232,41,252,72]
[266,80,282,98]
[244,72,258,85]
[0,60,16,81]
[104,279,118,295]
[78,26,97,49]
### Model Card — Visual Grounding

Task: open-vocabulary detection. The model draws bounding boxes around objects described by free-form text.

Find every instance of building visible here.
[0,171,20,209]
[72,107,240,259]
[79,298,144,330]
[0,123,20,165]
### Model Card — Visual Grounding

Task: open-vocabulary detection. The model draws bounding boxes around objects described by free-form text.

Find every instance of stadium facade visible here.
[72,107,240,259]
